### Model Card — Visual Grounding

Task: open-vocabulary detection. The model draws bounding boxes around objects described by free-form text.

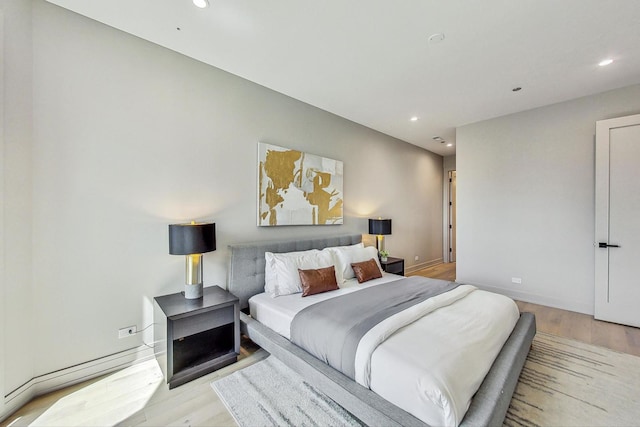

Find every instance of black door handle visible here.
[599,242,620,248]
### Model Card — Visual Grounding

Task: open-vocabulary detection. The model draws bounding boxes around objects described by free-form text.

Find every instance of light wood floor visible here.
[3,262,640,426]
[409,261,457,281]
[515,300,640,357]
[1,339,267,427]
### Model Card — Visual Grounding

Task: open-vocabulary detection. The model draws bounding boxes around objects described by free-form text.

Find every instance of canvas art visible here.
[258,143,343,226]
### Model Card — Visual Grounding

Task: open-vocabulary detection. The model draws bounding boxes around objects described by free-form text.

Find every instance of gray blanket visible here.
[290,276,460,380]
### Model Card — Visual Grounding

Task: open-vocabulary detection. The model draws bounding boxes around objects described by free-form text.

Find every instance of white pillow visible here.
[326,244,380,283]
[322,243,362,284]
[265,249,315,297]
[264,249,335,297]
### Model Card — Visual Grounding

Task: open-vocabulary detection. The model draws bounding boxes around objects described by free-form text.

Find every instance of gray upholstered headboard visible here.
[228,234,362,309]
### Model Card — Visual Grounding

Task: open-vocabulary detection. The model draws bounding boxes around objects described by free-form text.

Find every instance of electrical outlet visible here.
[414,255,419,261]
[118,325,137,338]
[511,277,522,284]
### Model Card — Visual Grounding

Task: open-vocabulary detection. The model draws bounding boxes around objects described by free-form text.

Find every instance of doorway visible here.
[448,170,457,262]
[595,113,640,327]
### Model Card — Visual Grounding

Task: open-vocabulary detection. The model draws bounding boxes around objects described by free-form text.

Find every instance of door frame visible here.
[448,171,456,262]
[594,113,640,321]
[442,157,456,263]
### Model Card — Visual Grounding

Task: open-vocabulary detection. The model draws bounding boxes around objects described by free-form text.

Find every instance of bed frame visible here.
[229,234,536,427]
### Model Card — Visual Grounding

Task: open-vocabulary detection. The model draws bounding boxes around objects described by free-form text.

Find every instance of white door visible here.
[595,113,640,327]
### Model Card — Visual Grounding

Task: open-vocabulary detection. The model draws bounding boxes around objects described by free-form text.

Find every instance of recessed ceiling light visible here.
[599,58,614,66]
[447,143,453,147]
[428,33,445,43]
[410,116,419,122]
[193,0,209,8]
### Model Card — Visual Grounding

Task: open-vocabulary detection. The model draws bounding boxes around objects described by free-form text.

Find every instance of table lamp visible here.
[368,218,392,253]
[169,222,216,299]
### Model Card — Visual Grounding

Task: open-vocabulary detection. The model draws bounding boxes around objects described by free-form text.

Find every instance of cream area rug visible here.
[211,356,364,426]
[505,332,640,427]
[212,333,640,427]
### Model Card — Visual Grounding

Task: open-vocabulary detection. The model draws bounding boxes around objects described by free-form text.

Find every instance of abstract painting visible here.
[258,143,343,226]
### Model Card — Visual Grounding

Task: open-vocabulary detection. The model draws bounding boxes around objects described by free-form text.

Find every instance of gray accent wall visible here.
[1,0,443,399]
[457,84,640,315]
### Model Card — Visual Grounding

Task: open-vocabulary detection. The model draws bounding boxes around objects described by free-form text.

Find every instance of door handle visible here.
[598,242,620,248]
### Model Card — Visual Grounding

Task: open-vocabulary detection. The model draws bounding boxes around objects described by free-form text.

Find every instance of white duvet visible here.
[249,274,519,426]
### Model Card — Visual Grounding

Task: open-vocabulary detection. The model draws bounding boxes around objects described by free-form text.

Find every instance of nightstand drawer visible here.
[172,305,234,339]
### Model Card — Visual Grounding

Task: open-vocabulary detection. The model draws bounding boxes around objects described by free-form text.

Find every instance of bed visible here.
[229,234,536,427]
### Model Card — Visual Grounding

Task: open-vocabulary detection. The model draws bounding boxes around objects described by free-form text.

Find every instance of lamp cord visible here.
[130,323,156,349]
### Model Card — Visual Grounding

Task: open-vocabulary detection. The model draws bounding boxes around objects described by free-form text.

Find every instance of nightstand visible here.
[380,257,404,276]
[154,285,240,389]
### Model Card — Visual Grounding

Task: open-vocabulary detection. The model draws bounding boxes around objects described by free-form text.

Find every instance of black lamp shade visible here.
[169,223,216,255]
[369,218,392,235]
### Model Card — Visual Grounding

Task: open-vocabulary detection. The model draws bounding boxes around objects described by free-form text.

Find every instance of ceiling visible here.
[45,0,640,156]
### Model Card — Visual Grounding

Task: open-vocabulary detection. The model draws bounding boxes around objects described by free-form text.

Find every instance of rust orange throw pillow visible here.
[298,265,339,297]
[351,258,383,283]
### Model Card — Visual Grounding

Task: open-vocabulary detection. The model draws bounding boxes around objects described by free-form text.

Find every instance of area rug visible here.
[212,333,640,427]
[211,356,363,426]
[504,332,640,427]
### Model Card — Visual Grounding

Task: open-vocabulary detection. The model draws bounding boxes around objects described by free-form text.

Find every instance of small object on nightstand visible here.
[380,257,404,276]
[154,285,240,389]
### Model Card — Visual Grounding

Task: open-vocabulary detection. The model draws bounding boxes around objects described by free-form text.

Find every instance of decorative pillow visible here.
[298,266,339,297]
[264,249,335,297]
[351,258,383,283]
[326,244,380,283]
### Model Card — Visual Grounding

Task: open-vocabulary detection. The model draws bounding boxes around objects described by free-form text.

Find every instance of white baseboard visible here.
[2,345,155,423]
[405,257,444,274]
[463,280,594,315]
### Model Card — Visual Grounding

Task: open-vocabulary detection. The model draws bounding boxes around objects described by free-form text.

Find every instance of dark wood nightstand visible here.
[380,257,404,276]
[154,286,240,389]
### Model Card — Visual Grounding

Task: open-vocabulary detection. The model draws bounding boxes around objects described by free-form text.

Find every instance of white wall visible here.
[0,7,5,415]
[1,0,443,403]
[1,0,34,403]
[457,84,640,314]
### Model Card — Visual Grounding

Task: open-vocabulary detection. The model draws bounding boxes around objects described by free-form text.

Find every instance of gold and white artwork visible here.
[258,143,343,226]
